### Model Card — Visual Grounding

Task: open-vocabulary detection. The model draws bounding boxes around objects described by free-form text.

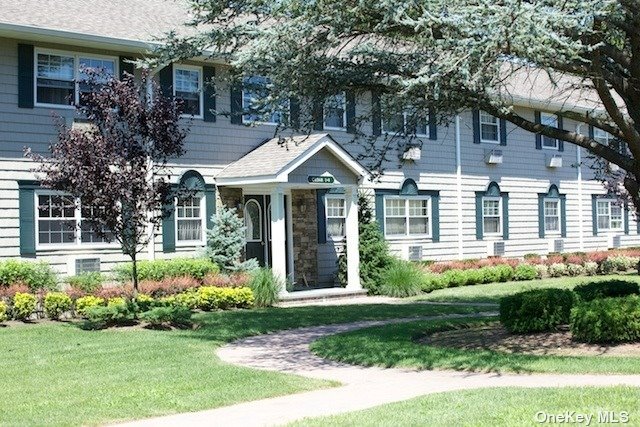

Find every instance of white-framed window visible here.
[482,197,502,235]
[244,199,262,242]
[593,128,612,146]
[35,48,117,107]
[175,195,205,244]
[480,111,500,143]
[173,65,203,118]
[324,92,346,130]
[540,113,559,149]
[544,199,561,233]
[596,199,623,231]
[35,191,113,248]
[384,196,431,238]
[242,76,286,125]
[382,110,429,137]
[325,196,346,239]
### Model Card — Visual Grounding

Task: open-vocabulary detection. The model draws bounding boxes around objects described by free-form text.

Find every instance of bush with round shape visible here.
[139,306,192,328]
[380,261,423,297]
[534,264,548,279]
[0,260,57,291]
[67,272,104,293]
[249,268,282,307]
[44,292,72,320]
[573,280,640,302]
[599,258,617,274]
[566,263,585,277]
[513,264,537,281]
[84,303,136,329]
[12,292,37,321]
[0,300,8,322]
[464,268,485,286]
[583,262,598,276]
[420,273,445,293]
[197,286,254,311]
[494,264,514,282]
[75,295,105,317]
[570,296,640,343]
[478,266,501,284]
[441,269,466,287]
[548,263,568,277]
[499,288,576,333]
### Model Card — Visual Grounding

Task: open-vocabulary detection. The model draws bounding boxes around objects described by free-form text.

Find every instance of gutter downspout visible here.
[575,124,584,252]
[456,115,463,260]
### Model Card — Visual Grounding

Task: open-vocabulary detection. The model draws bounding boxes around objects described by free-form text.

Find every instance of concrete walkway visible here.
[117,313,640,427]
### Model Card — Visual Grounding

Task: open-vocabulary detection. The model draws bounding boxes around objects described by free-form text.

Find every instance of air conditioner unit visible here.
[549,239,564,253]
[546,154,563,168]
[609,162,620,172]
[74,258,101,275]
[484,149,503,165]
[488,241,506,257]
[402,146,421,161]
[408,245,423,261]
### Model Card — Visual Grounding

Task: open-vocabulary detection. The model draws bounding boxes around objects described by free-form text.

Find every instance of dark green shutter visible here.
[119,56,134,79]
[538,195,545,238]
[475,192,483,240]
[431,194,440,242]
[560,195,567,238]
[346,91,356,133]
[18,185,36,256]
[162,201,176,253]
[535,111,542,149]
[502,194,509,240]
[289,97,300,128]
[429,109,437,140]
[588,125,595,139]
[202,66,216,122]
[229,81,243,125]
[591,195,598,236]
[499,118,507,146]
[205,185,216,229]
[557,116,564,152]
[472,110,481,144]
[371,91,381,136]
[316,190,327,244]
[375,192,385,235]
[18,44,34,109]
[312,99,324,131]
[624,204,630,235]
[158,63,173,98]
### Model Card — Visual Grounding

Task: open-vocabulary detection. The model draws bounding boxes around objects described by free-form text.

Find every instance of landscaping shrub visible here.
[0,300,7,322]
[204,272,251,288]
[206,205,259,272]
[84,303,136,329]
[571,296,640,343]
[494,264,514,282]
[138,276,199,297]
[249,268,282,307]
[169,289,200,310]
[420,273,446,293]
[380,260,423,297]
[479,266,502,284]
[583,262,598,276]
[523,253,541,261]
[197,286,254,310]
[139,306,192,328]
[464,268,485,286]
[573,280,640,302]
[113,258,218,283]
[534,264,548,279]
[67,272,104,293]
[441,269,467,287]
[548,263,568,277]
[44,292,72,320]
[75,295,105,317]
[135,294,155,311]
[0,283,30,299]
[513,264,537,281]
[12,292,37,321]
[499,288,576,333]
[0,260,57,291]
[566,263,585,277]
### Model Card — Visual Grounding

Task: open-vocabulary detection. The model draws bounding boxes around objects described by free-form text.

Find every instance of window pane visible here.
[598,215,610,230]
[383,112,404,133]
[327,218,345,238]
[409,217,429,235]
[175,68,201,116]
[545,217,559,232]
[484,217,500,234]
[385,199,405,216]
[177,219,202,242]
[324,93,345,128]
[37,53,75,105]
[244,201,261,241]
[544,200,558,216]
[481,123,499,142]
[385,217,406,235]
[541,114,558,148]
[176,196,203,242]
[326,198,345,217]
[483,199,500,216]
[408,199,428,217]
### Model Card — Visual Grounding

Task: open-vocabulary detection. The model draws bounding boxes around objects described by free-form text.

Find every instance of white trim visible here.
[174,194,207,247]
[244,199,263,242]
[34,47,118,109]
[543,197,561,235]
[323,92,347,131]
[596,198,624,232]
[482,196,503,237]
[540,112,560,150]
[173,64,204,119]
[324,194,347,241]
[479,110,500,144]
[383,195,432,239]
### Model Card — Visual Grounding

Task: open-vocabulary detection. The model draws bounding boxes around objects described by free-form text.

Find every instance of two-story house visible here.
[1,0,637,291]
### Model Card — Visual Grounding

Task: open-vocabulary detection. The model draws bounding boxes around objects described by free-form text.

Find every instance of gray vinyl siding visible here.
[288,148,358,186]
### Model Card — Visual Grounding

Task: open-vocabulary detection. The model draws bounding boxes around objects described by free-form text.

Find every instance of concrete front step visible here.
[277,287,368,306]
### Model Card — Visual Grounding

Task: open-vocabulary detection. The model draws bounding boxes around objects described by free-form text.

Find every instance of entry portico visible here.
[216,134,368,293]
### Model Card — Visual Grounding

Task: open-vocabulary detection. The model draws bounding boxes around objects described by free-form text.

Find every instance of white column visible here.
[455,114,463,260]
[270,187,288,292]
[345,186,362,290]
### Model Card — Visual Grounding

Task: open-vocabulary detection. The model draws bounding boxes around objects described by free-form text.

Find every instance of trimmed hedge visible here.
[571,296,640,343]
[499,288,576,333]
[113,258,219,283]
[196,286,254,310]
[44,292,72,320]
[0,260,57,291]
[513,264,537,281]
[574,280,640,302]
[139,306,192,328]
[12,293,37,321]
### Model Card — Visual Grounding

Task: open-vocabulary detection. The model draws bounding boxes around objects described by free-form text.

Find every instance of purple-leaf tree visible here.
[27,70,189,293]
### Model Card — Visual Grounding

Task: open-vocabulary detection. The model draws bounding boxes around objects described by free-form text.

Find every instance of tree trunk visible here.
[131,252,139,298]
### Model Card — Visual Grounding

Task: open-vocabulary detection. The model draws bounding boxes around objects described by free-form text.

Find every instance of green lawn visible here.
[311,317,640,374]
[416,274,640,304]
[292,386,640,426]
[0,303,485,426]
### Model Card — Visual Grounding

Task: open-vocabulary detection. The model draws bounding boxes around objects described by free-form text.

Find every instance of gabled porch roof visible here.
[215,133,369,186]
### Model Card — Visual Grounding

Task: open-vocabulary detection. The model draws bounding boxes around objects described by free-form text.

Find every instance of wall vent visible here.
[75,258,101,275]
[553,239,564,253]
[612,235,622,249]
[408,246,423,261]
[489,241,506,257]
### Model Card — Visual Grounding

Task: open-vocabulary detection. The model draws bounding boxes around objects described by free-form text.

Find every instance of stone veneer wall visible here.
[217,187,243,217]
[291,189,318,285]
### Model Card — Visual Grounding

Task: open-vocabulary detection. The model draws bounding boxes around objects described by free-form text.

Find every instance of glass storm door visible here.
[244,195,268,266]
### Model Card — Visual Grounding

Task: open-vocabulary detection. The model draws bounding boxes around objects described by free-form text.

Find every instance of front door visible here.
[244,195,268,266]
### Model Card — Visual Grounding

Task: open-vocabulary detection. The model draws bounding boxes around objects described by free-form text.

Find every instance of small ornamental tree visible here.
[206,205,259,272]
[27,71,189,293]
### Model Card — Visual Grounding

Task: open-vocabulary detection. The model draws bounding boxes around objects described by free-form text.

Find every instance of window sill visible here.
[384,234,432,241]
[34,103,75,110]
[481,140,500,145]
[323,126,346,132]
[176,241,206,247]
[180,114,203,120]
[36,243,120,252]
